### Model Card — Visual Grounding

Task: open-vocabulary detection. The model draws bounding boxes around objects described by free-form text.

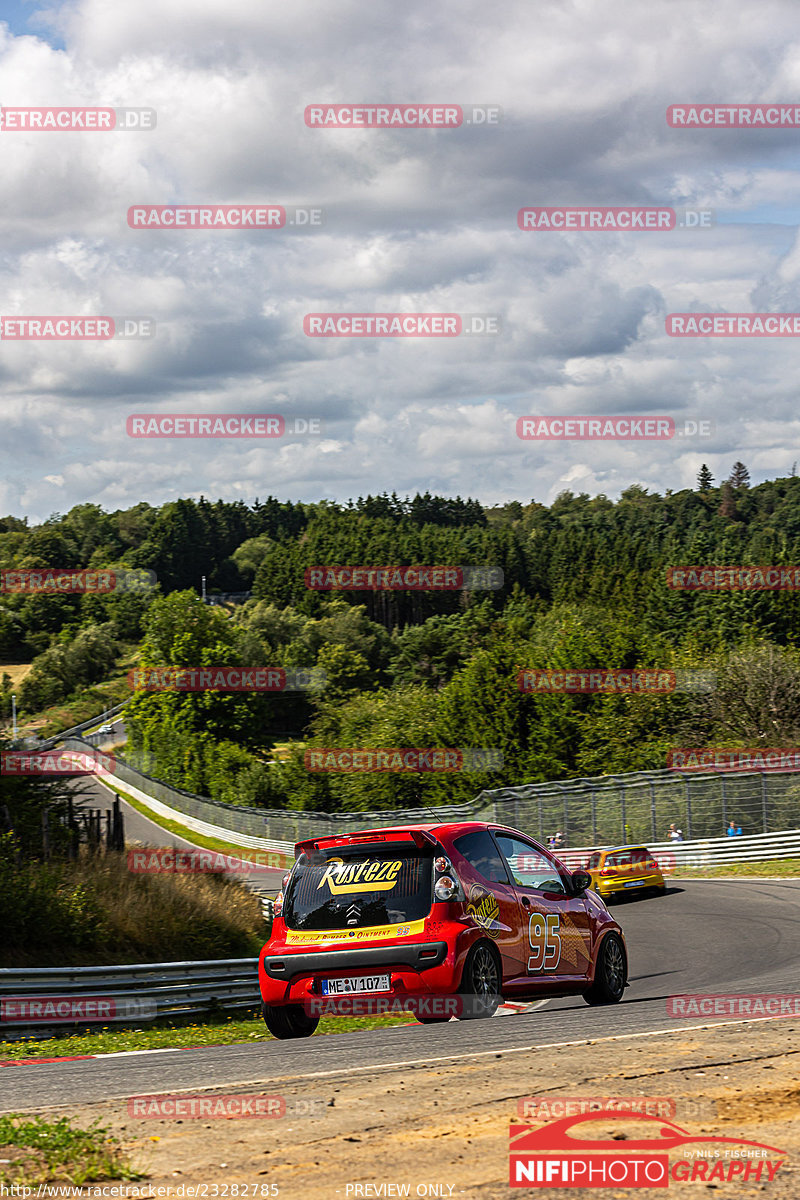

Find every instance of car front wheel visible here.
[582,932,627,1006]
[261,1002,320,1039]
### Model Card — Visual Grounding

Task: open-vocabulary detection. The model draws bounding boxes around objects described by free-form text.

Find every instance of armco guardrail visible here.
[556,829,800,870]
[0,959,260,1039]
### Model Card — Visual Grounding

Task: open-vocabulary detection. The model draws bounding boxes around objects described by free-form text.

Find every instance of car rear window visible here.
[453,830,509,883]
[283,846,433,930]
[586,853,601,869]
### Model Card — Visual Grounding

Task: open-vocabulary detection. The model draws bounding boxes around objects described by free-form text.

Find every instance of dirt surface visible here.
[19,1018,800,1199]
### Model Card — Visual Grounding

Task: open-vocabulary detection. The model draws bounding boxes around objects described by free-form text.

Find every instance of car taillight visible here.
[273,891,284,916]
[434,875,459,901]
[432,853,465,901]
[600,868,614,876]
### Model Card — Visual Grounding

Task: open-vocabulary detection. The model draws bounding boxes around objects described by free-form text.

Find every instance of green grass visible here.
[0,1011,415,1061]
[0,1114,142,1186]
[674,858,800,878]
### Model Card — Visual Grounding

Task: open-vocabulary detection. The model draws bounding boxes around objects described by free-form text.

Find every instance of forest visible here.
[2,464,800,811]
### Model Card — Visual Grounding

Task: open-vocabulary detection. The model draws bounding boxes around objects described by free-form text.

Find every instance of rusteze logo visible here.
[668,994,800,1019]
[667,748,800,772]
[0,568,156,594]
[304,748,503,772]
[128,667,325,691]
[1,751,115,777]
[509,1112,787,1187]
[667,565,800,591]
[667,313,800,336]
[667,103,800,126]
[305,566,503,591]
[0,106,156,130]
[316,858,404,894]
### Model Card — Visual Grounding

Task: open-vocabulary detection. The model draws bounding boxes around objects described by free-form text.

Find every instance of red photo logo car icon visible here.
[509,1111,787,1187]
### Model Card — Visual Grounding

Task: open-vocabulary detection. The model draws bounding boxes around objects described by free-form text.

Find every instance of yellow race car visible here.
[585,845,666,901]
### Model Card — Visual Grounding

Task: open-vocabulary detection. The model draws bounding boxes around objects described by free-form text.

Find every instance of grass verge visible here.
[673,858,800,878]
[0,1114,142,1186]
[0,1011,414,1061]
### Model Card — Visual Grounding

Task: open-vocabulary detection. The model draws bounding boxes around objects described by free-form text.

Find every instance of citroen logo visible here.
[346,903,360,925]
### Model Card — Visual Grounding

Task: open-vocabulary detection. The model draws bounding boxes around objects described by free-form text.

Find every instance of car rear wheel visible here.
[582,932,627,1006]
[457,942,501,1019]
[261,1002,319,1039]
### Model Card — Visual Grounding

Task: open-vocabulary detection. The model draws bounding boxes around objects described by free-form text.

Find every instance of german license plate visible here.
[623,880,646,887]
[321,974,391,995]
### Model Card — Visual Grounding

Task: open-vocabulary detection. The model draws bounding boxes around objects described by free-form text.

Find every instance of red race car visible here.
[258,821,627,1039]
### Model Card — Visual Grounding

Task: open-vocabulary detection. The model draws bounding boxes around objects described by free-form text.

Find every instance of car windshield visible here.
[283,845,434,930]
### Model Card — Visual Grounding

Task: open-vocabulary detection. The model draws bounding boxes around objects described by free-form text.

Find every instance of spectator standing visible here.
[726,820,743,836]
[666,823,684,842]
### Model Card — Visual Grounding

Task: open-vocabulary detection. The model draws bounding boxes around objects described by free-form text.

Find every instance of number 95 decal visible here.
[527,912,561,972]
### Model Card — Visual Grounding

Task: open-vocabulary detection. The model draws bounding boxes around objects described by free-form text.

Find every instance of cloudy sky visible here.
[2,0,800,522]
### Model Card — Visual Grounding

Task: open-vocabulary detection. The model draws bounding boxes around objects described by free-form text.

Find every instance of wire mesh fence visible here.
[61,738,800,848]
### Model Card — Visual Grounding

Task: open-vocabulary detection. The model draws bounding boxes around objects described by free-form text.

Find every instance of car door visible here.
[450,828,529,984]
[492,831,593,994]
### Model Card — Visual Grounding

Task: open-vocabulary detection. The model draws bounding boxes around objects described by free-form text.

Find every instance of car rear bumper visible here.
[262,940,449,982]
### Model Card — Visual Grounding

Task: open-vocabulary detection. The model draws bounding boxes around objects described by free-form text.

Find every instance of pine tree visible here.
[729,462,750,489]
[718,481,736,520]
[697,464,714,492]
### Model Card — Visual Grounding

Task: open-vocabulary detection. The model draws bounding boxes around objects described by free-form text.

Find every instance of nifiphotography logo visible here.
[509,1109,788,1188]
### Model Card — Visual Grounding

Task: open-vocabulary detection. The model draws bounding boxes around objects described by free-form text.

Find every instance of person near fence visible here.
[726,820,743,836]
[666,823,684,842]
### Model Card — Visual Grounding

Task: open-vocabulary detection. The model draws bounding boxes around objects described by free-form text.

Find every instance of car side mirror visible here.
[570,869,592,896]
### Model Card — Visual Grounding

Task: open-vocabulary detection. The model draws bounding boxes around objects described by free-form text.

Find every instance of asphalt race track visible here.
[3,879,799,1111]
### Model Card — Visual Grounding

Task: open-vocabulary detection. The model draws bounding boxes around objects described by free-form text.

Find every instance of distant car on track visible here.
[97,722,115,734]
[258,821,627,1039]
[585,845,666,902]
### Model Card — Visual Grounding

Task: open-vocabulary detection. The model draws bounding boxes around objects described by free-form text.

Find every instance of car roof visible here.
[294,820,539,850]
[597,845,651,854]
